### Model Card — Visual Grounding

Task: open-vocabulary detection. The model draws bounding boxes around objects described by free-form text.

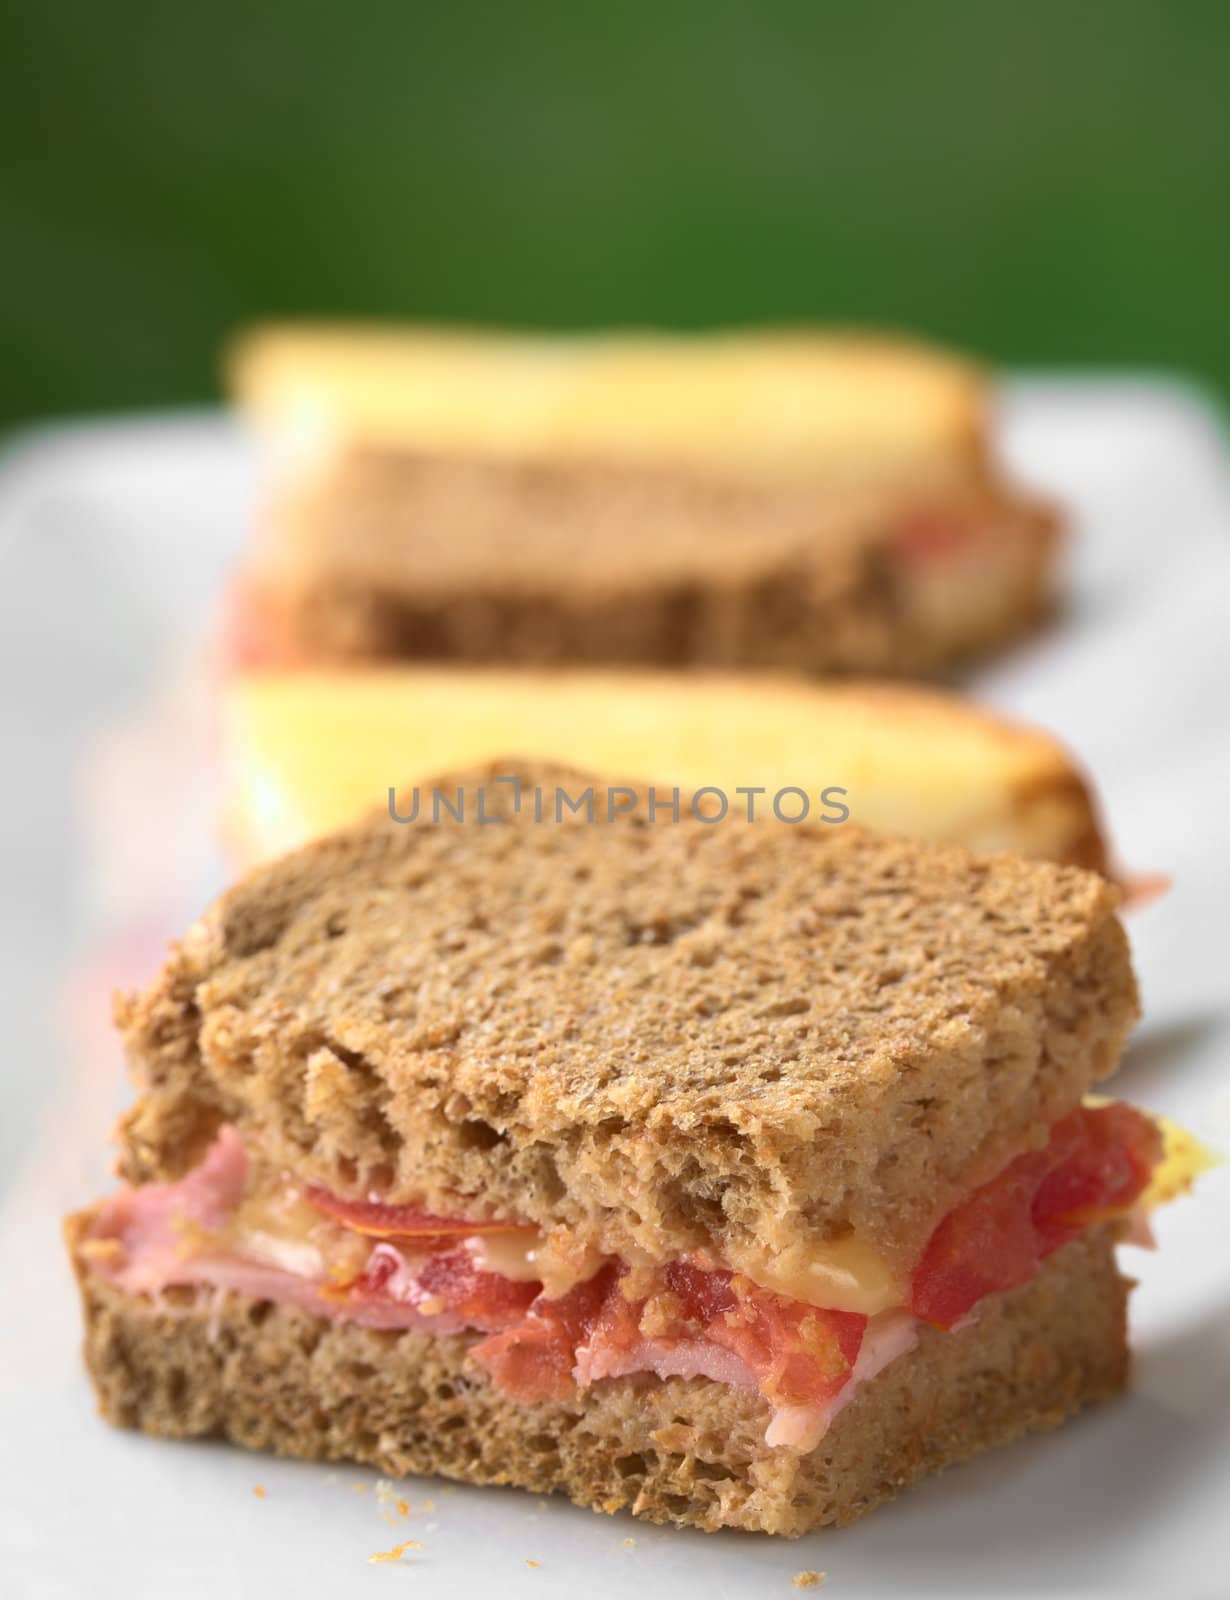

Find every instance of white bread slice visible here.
[227,322,986,483]
[221,667,1108,874]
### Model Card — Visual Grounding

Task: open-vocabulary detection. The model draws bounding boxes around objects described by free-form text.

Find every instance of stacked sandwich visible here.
[69,765,1188,1535]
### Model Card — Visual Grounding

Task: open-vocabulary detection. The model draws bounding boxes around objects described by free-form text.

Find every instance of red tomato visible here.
[658,1260,866,1406]
[911,1105,1160,1328]
[471,1266,620,1402]
[306,1185,526,1238]
[1032,1102,1162,1244]
[472,1260,866,1409]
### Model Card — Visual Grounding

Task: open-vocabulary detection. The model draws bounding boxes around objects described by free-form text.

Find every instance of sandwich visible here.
[222,667,1111,873]
[225,325,1060,677]
[67,762,1194,1535]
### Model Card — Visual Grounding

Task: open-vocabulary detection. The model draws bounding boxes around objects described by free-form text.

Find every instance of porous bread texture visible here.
[237,448,1057,676]
[67,1222,1128,1537]
[115,763,1138,1277]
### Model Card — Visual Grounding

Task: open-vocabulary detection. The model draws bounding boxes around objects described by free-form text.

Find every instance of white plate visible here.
[1,384,1228,1599]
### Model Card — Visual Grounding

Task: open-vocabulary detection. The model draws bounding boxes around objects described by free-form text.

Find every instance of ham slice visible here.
[83,1129,535,1336]
[86,1125,250,1291]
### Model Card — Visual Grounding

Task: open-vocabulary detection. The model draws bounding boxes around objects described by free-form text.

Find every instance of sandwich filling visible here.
[80,1103,1163,1451]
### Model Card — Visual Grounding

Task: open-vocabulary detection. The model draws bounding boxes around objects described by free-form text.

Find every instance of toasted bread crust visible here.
[115,762,1137,1274]
[222,668,1111,875]
[229,323,989,472]
[67,1221,1128,1537]
[236,449,1057,677]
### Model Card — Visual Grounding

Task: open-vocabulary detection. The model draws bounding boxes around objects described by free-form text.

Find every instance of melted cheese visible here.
[1143,1115,1219,1209]
[218,1169,371,1282]
[731,1234,904,1317]
[467,1227,606,1299]
[469,1227,902,1315]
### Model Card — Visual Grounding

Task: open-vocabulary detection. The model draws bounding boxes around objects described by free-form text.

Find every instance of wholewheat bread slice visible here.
[115,761,1137,1283]
[231,450,1056,677]
[68,1222,1128,1537]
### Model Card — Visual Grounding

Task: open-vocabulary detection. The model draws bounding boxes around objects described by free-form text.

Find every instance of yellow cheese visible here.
[467,1225,901,1314]
[466,1226,899,1315]
[207,1172,372,1283]
[467,1228,606,1300]
[1143,1116,1220,1209]
[222,667,1103,875]
[464,1230,544,1283]
[729,1234,904,1317]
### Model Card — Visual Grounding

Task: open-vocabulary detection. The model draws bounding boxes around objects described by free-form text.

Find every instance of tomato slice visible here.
[656,1260,865,1407]
[306,1186,527,1238]
[908,1157,1046,1329]
[471,1266,620,1402]
[471,1260,866,1409]
[911,1104,1160,1329]
[1032,1102,1162,1243]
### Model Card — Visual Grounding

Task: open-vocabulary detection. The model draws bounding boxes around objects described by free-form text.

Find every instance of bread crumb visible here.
[376,1481,413,1521]
[368,1539,423,1564]
[793,1573,825,1590]
[252,1484,266,1499]
[623,1538,637,1547]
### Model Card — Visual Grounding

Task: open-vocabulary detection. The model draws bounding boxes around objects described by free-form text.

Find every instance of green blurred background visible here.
[5,1,1229,429]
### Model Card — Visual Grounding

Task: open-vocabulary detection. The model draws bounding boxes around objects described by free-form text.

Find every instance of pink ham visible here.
[87,1124,249,1291]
